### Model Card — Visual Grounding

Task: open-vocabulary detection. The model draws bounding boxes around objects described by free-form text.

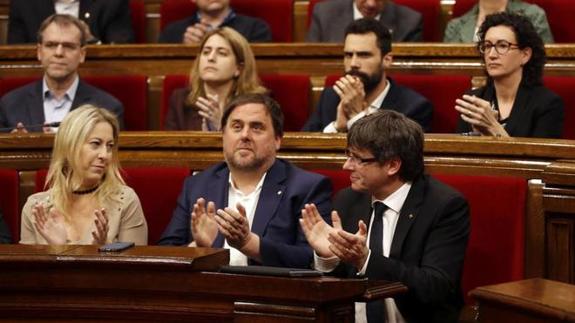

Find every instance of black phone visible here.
[98,241,135,252]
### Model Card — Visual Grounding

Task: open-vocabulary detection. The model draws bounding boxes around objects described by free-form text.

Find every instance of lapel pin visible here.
[84,12,91,19]
[277,190,282,195]
[408,214,414,219]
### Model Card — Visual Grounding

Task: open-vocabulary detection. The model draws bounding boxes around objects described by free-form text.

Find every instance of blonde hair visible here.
[186,27,267,107]
[46,105,124,218]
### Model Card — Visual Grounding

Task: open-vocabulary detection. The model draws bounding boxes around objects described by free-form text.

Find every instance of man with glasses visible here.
[302,18,432,133]
[0,14,123,133]
[301,110,470,322]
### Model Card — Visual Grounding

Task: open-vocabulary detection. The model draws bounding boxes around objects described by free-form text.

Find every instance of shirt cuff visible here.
[356,249,371,276]
[314,252,340,272]
[323,121,338,133]
[347,111,367,129]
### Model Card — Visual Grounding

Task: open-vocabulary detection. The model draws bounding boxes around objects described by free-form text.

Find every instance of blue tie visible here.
[366,201,387,323]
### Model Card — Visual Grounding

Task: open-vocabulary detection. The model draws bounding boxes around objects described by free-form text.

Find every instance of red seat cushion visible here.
[160,0,294,42]
[0,169,20,243]
[451,0,476,18]
[543,76,574,139]
[161,74,311,131]
[129,0,147,43]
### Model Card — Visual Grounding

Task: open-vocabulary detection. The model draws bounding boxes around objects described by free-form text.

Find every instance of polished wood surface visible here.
[470,278,575,322]
[0,244,407,322]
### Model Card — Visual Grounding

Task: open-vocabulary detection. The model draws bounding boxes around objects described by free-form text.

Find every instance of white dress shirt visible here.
[315,182,412,323]
[55,0,80,18]
[224,172,267,266]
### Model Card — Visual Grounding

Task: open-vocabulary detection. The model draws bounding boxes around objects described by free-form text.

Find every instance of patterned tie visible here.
[366,201,387,323]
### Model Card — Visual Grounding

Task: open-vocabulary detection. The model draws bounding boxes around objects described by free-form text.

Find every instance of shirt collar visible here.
[228,171,267,197]
[369,78,391,110]
[372,182,412,214]
[42,75,79,102]
[353,2,381,21]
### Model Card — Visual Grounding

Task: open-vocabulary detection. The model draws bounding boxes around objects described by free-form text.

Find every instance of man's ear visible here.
[386,158,402,177]
[382,53,393,69]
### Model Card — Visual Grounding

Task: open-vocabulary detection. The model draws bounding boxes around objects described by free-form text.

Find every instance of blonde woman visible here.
[165,27,267,131]
[20,105,147,245]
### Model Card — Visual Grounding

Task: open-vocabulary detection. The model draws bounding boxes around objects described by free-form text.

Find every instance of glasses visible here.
[345,149,378,165]
[41,41,82,51]
[478,40,520,55]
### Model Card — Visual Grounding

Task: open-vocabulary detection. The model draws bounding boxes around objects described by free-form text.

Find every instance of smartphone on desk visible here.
[98,241,135,252]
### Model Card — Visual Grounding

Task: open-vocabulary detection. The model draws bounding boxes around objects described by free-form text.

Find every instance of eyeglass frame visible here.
[344,148,379,165]
[477,40,520,55]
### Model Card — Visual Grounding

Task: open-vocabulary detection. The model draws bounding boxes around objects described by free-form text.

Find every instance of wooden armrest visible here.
[358,280,408,302]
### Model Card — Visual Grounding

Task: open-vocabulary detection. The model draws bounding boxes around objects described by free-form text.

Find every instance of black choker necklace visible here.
[72,185,99,195]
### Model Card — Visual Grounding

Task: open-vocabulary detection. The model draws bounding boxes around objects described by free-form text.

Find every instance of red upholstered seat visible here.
[122,167,190,245]
[160,0,294,42]
[0,169,20,243]
[129,0,147,43]
[0,75,148,131]
[435,174,526,303]
[544,77,575,139]
[35,168,191,245]
[451,0,477,19]
[161,74,311,131]
[307,0,441,41]
[324,74,471,133]
[311,169,526,304]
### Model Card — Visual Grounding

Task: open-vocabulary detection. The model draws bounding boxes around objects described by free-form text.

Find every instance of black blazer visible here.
[0,79,124,132]
[333,175,470,323]
[456,82,564,138]
[302,78,433,132]
[8,0,134,44]
[159,12,272,43]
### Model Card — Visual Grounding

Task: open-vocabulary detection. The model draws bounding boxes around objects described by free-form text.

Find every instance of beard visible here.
[225,146,270,172]
[346,68,383,93]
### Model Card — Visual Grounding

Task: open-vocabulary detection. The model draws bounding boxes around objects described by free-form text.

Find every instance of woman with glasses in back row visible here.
[455,12,564,138]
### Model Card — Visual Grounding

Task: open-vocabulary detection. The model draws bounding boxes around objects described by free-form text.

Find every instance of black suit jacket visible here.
[333,175,470,323]
[306,0,422,42]
[456,82,564,138]
[302,78,433,132]
[8,0,134,44]
[0,79,124,132]
[159,12,272,43]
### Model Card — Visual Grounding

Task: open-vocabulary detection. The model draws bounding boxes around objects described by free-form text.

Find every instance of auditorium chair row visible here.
[0,166,527,306]
[2,74,574,138]
[105,0,575,44]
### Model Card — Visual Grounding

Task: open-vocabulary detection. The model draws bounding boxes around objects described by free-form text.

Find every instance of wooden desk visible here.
[0,244,406,322]
[470,278,575,322]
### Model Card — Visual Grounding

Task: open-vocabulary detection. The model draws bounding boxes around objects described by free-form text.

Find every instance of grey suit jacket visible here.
[0,79,124,132]
[306,0,422,42]
[443,0,553,43]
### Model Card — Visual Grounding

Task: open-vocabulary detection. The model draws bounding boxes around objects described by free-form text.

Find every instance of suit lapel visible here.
[344,193,372,233]
[389,176,425,258]
[460,7,479,42]
[71,80,90,110]
[503,84,529,135]
[25,81,46,129]
[251,160,285,237]
[209,165,230,248]
[381,78,400,112]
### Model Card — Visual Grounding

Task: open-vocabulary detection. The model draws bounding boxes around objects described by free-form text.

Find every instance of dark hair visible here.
[37,14,87,47]
[221,93,284,138]
[344,18,392,55]
[477,12,545,86]
[347,110,424,181]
